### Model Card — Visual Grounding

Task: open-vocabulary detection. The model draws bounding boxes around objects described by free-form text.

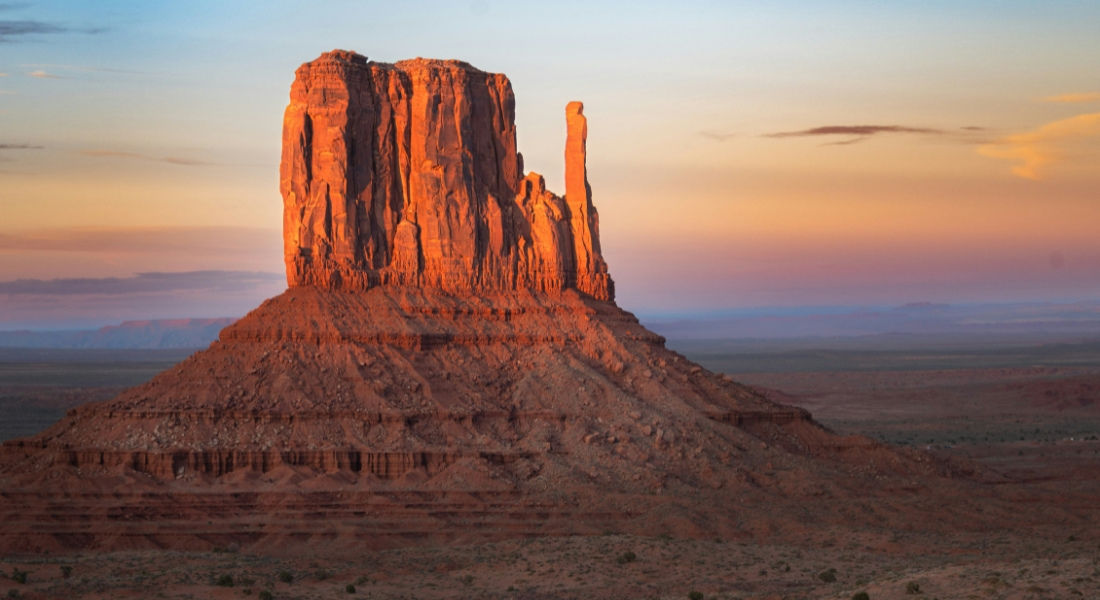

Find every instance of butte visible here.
[0,51,974,553]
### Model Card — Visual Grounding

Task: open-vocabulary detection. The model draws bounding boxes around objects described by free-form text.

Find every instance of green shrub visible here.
[617,551,637,564]
[345,583,356,593]
[60,565,73,579]
[258,591,274,600]
[688,591,704,600]
[214,574,234,587]
[818,568,837,583]
[906,581,921,594]
[277,570,293,584]
[852,592,870,600]
[9,569,27,584]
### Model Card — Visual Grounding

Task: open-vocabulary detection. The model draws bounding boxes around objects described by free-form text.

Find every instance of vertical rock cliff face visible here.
[281,50,613,300]
[564,101,610,299]
[0,50,967,555]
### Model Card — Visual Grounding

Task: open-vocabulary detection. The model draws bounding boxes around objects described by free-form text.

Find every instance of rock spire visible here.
[281,50,613,300]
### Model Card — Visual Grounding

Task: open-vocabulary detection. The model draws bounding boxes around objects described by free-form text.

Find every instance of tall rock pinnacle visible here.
[564,101,608,299]
[281,50,613,300]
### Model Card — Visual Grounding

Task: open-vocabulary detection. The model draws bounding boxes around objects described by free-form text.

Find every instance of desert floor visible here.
[1,338,1098,599]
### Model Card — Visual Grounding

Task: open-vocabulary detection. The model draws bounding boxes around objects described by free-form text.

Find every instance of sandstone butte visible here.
[281,50,611,300]
[0,51,1022,554]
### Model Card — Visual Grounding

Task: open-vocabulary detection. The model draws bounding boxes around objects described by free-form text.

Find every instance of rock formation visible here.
[0,51,964,553]
[281,50,612,300]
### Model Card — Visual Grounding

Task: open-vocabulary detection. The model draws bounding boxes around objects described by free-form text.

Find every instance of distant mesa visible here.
[0,318,235,349]
[0,50,958,553]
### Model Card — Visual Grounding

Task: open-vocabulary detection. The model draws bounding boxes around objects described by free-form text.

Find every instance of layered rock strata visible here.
[281,50,612,300]
[0,50,970,553]
[1,286,957,552]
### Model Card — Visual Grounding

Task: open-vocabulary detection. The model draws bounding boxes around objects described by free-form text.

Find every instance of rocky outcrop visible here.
[564,102,610,299]
[281,50,613,300]
[0,50,962,554]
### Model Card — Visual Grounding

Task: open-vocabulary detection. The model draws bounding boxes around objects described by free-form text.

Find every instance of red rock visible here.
[281,50,612,300]
[0,50,970,554]
[564,101,611,299]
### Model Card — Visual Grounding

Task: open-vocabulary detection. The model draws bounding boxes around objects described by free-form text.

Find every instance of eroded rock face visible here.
[281,50,613,300]
[564,101,610,299]
[0,50,972,555]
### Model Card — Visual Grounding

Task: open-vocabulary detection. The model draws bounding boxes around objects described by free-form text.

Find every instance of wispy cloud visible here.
[0,72,7,77]
[0,20,63,40]
[0,271,284,296]
[27,69,61,79]
[698,130,736,142]
[0,270,286,329]
[766,124,944,145]
[1043,92,1100,104]
[0,19,105,42]
[0,226,280,255]
[977,113,1100,180]
[0,143,41,150]
[19,63,141,75]
[79,149,214,166]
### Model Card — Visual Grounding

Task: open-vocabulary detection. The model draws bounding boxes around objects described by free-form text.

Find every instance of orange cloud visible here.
[977,113,1100,180]
[79,149,214,166]
[1043,92,1100,104]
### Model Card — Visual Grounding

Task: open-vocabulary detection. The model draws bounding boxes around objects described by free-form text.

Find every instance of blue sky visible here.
[2,1,1099,327]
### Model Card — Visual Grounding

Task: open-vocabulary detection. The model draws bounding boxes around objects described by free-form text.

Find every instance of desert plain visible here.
[1,47,1098,600]
[1,332,1096,600]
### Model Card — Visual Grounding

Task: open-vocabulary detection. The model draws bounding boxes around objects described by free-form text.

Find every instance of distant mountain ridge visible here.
[0,318,235,349]
[644,300,1100,340]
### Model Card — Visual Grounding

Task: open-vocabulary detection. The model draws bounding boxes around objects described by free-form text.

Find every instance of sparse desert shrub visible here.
[345,583,356,593]
[851,592,870,600]
[277,570,293,583]
[461,574,474,586]
[818,568,837,583]
[7,590,22,599]
[214,573,234,587]
[906,580,921,594]
[688,591,704,600]
[9,569,28,584]
[258,591,274,600]
[616,551,637,564]
[315,569,331,581]
[60,565,73,579]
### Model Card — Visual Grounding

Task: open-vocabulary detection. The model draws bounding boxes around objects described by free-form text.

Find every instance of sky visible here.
[1,0,1099,328]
